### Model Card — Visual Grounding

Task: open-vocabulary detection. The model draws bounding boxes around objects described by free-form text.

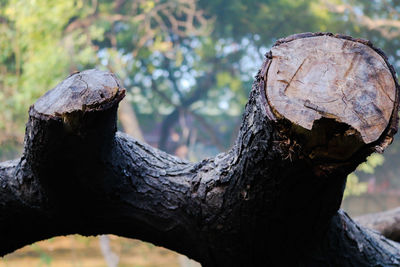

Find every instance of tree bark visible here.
[0,33,400,266]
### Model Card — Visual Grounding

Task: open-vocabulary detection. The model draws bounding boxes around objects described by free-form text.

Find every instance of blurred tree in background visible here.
[0,0,333,160]
[1,0,400,265]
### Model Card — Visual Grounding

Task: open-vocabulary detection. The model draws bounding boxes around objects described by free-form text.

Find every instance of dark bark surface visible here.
[1,33,400,266]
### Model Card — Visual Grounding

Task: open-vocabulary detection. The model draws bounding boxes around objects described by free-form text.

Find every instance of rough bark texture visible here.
[0,33,400,266]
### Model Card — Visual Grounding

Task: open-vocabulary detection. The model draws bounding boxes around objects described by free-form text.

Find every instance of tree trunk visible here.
[0,33,400,266]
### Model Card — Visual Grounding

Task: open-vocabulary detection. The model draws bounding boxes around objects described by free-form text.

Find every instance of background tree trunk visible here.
[118,99,145,142]
[0,33,399,266]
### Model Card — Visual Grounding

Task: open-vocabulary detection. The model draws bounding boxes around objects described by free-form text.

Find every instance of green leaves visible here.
[358,154,385,175]
[344,173,368,199]
[0,0,339,156]
[344,154,385,199]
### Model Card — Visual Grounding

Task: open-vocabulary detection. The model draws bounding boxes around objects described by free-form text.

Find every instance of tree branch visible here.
[1,33,400,266]
[356,207,400,242]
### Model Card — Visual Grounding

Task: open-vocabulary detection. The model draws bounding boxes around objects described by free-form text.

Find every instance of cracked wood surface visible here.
[34,69,124,116]
[265,34,396,144]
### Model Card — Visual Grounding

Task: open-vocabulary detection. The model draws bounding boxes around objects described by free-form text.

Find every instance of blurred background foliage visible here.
[1,0,400,266]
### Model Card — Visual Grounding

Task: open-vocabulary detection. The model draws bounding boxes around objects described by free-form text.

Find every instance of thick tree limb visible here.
[307,210,400,266]
[356,207,400,242]
[1,33,400,266]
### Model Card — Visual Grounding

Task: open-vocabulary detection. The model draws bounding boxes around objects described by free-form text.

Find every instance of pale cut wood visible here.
[34,69,124,117]
[265,35,396,144]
